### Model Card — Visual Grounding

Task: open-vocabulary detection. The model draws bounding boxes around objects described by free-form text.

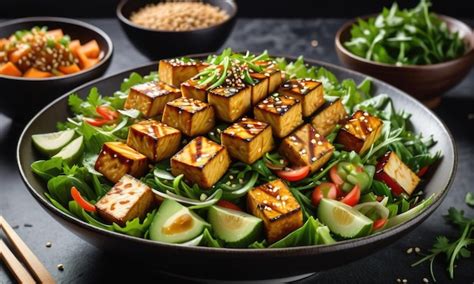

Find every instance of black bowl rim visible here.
[335,13,474,70]
[116,0,237,33]
[17,53,457,256]
[0,17,113,81]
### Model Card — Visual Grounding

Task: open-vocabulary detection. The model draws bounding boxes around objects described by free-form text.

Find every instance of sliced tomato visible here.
[84,117,110,127]
[340,184,361,207]
[275,166,310,182]
[311,182,338,206]
[417,166,429,177]
[216,200,242,211]
[330,166,344,189]
[96,105,119,120]
[71,186,96,213]
[373,218,387,230]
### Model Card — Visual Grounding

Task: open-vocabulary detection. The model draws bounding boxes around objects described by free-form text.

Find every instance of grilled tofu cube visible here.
[375,151,421,196]
[181,77,209,102]
[95,175,154,226]
[254,93,303,138]
[162,97,215,137]
[159,59,201,87]
[279,79,324,117]
[255,60,283,93]
[279,124,334,173]
[221,117,274,164]
[208,85,252,122]
[171,136,230,188]
[247,179,303,243]
[249,72,269,105]
[95,142,148,183]
[336,110,383,154]
[124,81,181,117]
[311,99,348,136]
[127,119,181,162]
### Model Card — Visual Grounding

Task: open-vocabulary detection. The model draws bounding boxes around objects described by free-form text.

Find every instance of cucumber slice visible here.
[52,136,84,165]
[208,206,262,248]
[149,199,210,244]
[317,198,373,238]
[32,129,75,157]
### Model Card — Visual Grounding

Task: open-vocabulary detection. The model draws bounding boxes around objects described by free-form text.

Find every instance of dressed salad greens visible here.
[30,49,440,248]
[344,0,466,65]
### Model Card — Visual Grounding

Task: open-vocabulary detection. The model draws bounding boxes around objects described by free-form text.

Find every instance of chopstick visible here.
[0,240,35,284]
[0,216,55,283]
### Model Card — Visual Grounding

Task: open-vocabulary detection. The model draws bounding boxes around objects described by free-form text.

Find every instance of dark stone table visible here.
[1,18,473,283]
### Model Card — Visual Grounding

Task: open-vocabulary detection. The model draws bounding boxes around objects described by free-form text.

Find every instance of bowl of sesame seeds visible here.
[0,17,113,121]
[117,0,237,59]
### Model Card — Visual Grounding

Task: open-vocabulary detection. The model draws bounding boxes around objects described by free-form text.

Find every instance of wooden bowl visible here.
[335,15,474,108]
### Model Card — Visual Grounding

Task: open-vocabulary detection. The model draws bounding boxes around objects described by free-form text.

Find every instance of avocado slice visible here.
[32,129,75,157]
[149,199,210,244]
[317,198,373,239]
[208,206,263,248]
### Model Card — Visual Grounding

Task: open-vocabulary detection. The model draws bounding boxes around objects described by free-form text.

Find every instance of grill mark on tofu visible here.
[167,97,209,114]
[173,136,223,169]
[256,93,299,116]
[222,117,268,141]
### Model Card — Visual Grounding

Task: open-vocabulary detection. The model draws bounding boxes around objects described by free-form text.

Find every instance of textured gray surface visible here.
[1,18,473,283]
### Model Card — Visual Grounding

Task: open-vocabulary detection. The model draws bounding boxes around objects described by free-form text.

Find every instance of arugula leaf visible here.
[199,229,223,248]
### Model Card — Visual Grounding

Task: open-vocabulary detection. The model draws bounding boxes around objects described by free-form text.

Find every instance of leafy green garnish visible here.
[466,193,474,207]
[269,217,335,248]
[344,0,466,65]
[412,207,474,281]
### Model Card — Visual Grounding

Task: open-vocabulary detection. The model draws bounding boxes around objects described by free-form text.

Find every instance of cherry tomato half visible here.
[311,182,338,206]
[373,218,387,231]
[417,166,429,177]
[330,166,345,189]
[84,117,110,127]
[275,166,310,182]
[216,200,242,211]
[96,105,119,120]
[340,184,361,207]
[71,186,96,213]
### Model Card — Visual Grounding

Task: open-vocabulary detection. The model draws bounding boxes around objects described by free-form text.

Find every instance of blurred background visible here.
[1,0,471,18]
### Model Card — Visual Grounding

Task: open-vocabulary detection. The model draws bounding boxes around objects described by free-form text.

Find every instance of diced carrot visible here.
[0,62,22,77]
[46,29,64,40]
[79,40,100,59]
[0,38,9,50]
[23,67,53,78]
[59,64,81,74]
[8,45,30,63]
[77,50,99,69]
[69,40,81,55]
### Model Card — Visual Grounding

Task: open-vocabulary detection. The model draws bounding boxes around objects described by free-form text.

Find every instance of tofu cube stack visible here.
[95,175,155,226]
[375,151,421,196]
[95,142,148,183]
[171,136,231,189]
[221,117,274,164]
[162,97,215,137]
[254,93,303,138]
[311,99,347,136]
[336,110,383,154]
[127,119,181,162]
[247,179,303,243]
[279,124,335,173]
[278,78,325,117]
[124,81,181,117]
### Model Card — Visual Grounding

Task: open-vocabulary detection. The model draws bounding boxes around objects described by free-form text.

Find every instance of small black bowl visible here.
[0,17,113,121]
[117,0,237,60]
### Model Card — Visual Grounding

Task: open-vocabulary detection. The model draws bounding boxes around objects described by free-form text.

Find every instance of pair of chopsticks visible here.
[0,216,55,284]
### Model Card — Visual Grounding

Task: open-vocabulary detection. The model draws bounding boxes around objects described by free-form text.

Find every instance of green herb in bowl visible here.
[344,0,466,65]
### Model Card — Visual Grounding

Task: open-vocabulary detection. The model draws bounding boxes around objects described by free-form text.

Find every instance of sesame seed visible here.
[406,248,413,254]
[414,247,421,253]
[422,278,429,283]
[46,242,52,248]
